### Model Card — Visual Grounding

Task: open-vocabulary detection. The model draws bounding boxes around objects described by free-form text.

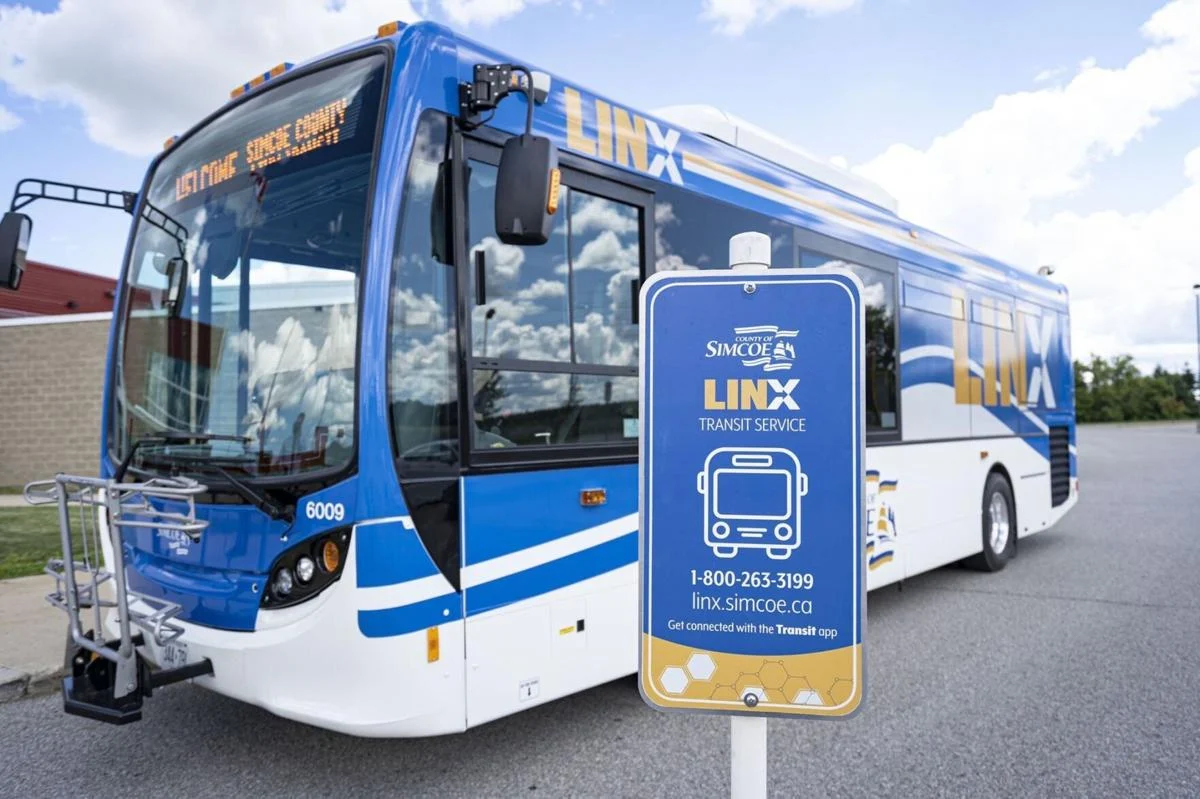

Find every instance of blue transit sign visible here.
[639,265,865,718]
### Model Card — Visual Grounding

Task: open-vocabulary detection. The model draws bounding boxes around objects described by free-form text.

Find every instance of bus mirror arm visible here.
[3,178,190,273]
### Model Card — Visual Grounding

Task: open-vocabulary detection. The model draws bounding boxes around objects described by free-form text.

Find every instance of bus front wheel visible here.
[964,472,1015,572]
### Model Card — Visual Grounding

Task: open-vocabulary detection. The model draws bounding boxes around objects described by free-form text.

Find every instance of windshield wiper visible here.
[192,462,293,523]
[115,430,249,481]
[116,430,295,523]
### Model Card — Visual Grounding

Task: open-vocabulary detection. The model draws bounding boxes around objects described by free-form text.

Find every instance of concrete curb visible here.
[1,574,70,705]
[0,664,65,704]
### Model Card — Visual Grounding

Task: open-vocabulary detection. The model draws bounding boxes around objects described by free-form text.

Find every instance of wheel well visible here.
[988,462,1012,490]
[986,462,1017,549]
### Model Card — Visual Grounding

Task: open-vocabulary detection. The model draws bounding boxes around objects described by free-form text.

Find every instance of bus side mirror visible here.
[165,256,189,317]
[495,133,559,246]
[0,212,32,291]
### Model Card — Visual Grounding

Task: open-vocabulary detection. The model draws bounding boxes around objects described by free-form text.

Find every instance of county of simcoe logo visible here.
[705,325,798,372]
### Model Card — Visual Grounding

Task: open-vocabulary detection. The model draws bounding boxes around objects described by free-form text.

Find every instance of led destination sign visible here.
[174,96,351,202]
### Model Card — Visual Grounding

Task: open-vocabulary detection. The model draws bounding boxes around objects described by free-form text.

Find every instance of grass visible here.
[0,506,82,580]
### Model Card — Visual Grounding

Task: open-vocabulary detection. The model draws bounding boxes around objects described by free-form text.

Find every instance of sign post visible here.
[638,233,866,797]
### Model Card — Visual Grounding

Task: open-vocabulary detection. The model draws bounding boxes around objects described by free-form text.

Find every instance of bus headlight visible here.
[272,568,294,597]
[295,556,316,584]
[262,528,351,609]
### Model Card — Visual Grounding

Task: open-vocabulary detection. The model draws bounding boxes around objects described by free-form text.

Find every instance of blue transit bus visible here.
[0,19,1077,736]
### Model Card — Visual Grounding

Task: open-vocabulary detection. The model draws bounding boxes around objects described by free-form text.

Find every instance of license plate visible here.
[159,640,189,669]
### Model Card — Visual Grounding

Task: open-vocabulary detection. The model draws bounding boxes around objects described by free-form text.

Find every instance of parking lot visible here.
[1,422,1197,798]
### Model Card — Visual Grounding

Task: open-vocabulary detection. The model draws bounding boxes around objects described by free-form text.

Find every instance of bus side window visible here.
[464,156,645,452]
[652,183,793,272]
[388,111,461,473]
[798,237,899,436]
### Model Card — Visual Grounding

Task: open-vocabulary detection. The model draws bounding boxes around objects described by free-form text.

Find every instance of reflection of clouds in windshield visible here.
[573,229,638,273]
[394,286,447,330]
[818,259,887,309]
[477,371,638,418]
[571,194,639,236]
[653,202,697,272]
[389,327,455,407]
[471,236,525,281]
[230,304,357,456]
[407,122,443,193]
[573,311,636,367]
[861,281,886,308]
[515,278,567,302]
[483,316,572,362]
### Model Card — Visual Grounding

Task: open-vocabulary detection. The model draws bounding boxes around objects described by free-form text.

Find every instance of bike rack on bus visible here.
[24,474,215,724]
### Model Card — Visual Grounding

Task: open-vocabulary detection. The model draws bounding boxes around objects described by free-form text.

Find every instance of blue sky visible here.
[0,0,1197,369]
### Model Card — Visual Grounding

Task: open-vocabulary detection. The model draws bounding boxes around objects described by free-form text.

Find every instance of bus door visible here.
[456,137,649,727]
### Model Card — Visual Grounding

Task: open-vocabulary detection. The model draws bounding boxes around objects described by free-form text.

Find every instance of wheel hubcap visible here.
[988,493,1010,554]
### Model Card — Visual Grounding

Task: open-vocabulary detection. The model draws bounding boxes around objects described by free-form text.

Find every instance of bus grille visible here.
[1049,427,1070,507]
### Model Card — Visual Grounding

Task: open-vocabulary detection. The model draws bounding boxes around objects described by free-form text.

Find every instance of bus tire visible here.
[964,472,1015,572]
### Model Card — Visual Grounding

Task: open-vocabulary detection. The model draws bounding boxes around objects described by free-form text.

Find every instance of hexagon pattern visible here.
[666,653,849,708]
[757,662,787,690]
[660,666,689,694]
[740,686,767,705]
[686,653,716,681]
[792,689,824,706]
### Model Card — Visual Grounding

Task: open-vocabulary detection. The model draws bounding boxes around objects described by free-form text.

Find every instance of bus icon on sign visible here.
[696,447,808,560]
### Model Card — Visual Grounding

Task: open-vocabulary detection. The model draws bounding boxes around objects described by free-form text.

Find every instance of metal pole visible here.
[55,481,82,646]
[731,716,767,799]
[728,232,773,799]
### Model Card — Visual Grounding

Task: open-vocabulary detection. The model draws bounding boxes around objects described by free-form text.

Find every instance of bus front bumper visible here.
[106,557,467,738]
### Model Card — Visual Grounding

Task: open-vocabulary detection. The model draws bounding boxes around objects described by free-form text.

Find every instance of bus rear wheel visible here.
[964,473,1015,572]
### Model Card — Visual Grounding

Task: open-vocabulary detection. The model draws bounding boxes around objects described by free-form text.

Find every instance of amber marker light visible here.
[580,488,607,507]
[321,538,341,573]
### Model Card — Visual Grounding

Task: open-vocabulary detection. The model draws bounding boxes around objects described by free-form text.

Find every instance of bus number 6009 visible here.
[304,501,345,522]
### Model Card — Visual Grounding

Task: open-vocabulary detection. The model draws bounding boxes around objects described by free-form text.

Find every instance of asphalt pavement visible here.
[0,422,1197,798]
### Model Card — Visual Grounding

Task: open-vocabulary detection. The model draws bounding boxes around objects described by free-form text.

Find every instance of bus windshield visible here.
[112,55,386,478]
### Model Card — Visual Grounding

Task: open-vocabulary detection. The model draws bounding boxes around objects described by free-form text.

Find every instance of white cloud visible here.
[701,0,859,36]
[856,0,1200,370]
[440,0,539,26]
[0,1,421,156]
[438,0,590,26]
[0,104,20,132]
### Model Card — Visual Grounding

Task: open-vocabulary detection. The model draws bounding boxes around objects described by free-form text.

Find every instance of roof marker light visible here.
[163,135,177,150]
[377,20,405,38]
[229,62,295,99]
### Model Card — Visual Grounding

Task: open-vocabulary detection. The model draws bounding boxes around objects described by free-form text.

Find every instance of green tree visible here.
[1074,356,1199,422]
